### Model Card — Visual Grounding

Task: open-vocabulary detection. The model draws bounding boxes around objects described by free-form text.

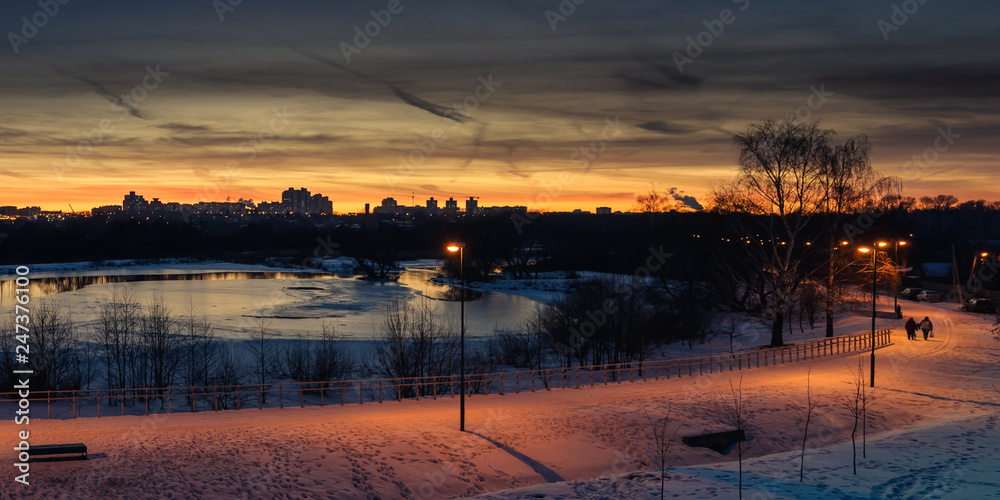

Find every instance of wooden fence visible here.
[1,329,891,419]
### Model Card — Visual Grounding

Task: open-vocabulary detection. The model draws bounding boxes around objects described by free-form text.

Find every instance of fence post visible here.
[359,381,363,404]
[280,384,284,409]
[561,367,566,389]
[500,373,504,395]
[340,386,344,406]
[72,393,76,419]
[379,380,383,403]
[320,388,324,407]
[531,371,536,392]
[300,384,305,408]
[515,372,520,394]
[121,388,125,416]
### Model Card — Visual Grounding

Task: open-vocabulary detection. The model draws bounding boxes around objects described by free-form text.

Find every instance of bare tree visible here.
[634,189,670,213]
[918,194,959,210]
[719,375,751,499]
[371,297,459,398]
[96,288,141,402]
[312,322,356,388]
[792,367,820,482]
[816,134,898,337]
[180,304,217,402]
[842,357,865,475]
[213,345,246,410]
[642,405,681,499]
[245,316,278,404]
[30,301,82,392]
[861,365,876,459]
[711,119,833,346]
[138,292,180,400]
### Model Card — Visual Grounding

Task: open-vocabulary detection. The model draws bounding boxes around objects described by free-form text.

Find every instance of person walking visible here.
[905,317,918,340]
[919,316,933,341]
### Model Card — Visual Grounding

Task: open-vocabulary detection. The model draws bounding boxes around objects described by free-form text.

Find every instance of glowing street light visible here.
[446,242,466,431]
[857,243,878,387]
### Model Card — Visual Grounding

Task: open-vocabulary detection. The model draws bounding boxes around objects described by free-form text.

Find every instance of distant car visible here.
[964,298,998,314]
[916,290,943,302]
[900,288,926,300]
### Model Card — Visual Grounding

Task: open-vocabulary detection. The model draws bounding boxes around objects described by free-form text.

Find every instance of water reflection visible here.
[396,267,482,301]
[0,271,335,303]
[0,265,543,339]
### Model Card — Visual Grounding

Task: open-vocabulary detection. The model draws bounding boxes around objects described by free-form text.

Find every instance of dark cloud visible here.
[51,65,149,119]
[0,126,28,140]
[156,123,211,133]
[295,50,470,123]
[637,121,694,135]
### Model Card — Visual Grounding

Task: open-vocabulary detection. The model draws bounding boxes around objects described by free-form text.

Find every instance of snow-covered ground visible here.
[3,299,997,498]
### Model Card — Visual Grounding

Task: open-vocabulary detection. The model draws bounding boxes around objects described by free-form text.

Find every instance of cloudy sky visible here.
[1,0,997,212]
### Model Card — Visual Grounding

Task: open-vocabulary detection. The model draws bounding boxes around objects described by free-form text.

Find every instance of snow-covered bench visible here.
[682,430,745,454]
[31,443,87,461]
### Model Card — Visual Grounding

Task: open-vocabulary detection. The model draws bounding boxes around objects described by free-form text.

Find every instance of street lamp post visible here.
[892,241,907,319]
[858,242,886,388]
[446,242,466,431]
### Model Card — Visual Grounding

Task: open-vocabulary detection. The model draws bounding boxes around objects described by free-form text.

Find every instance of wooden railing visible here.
[1,329,891,419]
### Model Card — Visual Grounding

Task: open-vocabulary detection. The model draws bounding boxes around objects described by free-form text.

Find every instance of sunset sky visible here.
[1,0,997,213]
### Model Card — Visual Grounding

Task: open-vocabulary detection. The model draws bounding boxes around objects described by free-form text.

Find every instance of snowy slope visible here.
[2,300,997,499]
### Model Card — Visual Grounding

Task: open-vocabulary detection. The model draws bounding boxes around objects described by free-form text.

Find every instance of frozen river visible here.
[1,261,544,340]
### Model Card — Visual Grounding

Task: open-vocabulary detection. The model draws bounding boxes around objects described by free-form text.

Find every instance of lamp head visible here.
[447,242,465,252]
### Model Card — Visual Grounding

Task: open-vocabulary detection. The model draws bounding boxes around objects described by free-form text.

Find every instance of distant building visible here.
[426,197,438,209]
[0,206,16,216]
[381,197,398,208]
[282,187,310,214]
[123,191,148,214]
[18,206,41,217]
[465,197,479,216]
[596,207,612,215]
[278,187,331,214]
[309,194,333,215]
[479,206,528,216]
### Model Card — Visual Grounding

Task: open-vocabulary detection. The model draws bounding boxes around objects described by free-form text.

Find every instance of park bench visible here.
[30,443,88,461]
[682,430,745,454]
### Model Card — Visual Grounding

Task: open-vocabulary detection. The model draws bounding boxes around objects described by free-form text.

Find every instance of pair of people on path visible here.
[905,317,934,340]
